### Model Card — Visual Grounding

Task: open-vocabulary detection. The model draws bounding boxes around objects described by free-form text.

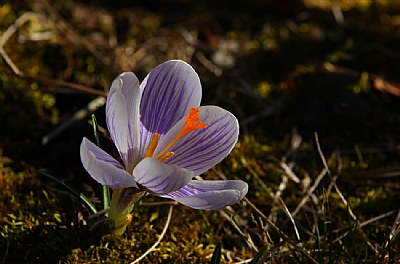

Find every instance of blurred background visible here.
[1,0,400,262]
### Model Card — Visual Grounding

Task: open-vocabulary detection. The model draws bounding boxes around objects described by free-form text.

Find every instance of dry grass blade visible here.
[278,197,300,241]
[314,132,380,255]
[244,197,289,240]
[220,210,258,251]
[0,12,38,75]
[38,0,109,66]
[0,11,107,96]
[280,162,300,183]
[292,167,328,217]
[130,205,174,264]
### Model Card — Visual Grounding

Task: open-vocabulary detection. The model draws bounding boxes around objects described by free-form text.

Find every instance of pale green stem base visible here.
[108,188,143,236]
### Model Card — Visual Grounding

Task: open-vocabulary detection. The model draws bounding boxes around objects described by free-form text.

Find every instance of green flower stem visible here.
[108,188,144,236]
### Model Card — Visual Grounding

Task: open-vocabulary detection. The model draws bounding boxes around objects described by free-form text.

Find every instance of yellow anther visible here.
[144,133,160,158]
[159,151,175,162]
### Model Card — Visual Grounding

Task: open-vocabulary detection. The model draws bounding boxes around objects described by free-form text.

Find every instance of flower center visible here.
[144,108,206,161]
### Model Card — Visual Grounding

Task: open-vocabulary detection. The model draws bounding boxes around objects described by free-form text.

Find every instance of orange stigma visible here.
[155,108,206,160]
[178,108,207,138]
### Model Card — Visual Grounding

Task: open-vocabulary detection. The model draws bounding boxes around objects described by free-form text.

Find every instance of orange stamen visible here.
[156,108,206,159]
[159,151,175,162]
[144,133,160,158]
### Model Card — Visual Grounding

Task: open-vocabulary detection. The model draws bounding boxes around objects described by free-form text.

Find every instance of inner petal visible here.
[137,60,202,159]
[154,106,239,176]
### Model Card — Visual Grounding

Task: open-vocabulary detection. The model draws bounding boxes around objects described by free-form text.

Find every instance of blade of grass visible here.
[249,246,267,264]
[92,114,110,211]
[210,242,222,264]
[38,170,97,214]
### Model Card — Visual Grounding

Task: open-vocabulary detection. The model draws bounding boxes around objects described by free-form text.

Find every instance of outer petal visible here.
[155,105,239,176]
[80,137,138,188]
[161,180,248,210]
[138,60,202,158]
[106,72,141,171]
[133,158,194,194]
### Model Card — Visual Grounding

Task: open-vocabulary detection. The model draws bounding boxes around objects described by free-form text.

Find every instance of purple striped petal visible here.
[138,60,202,158]
[133,158,194,194]
[80,137,138,188]
[106,72,141,171]
[161,180,248,210]
[155,106,239,176]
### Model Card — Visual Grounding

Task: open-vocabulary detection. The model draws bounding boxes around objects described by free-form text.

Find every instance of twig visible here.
[329,0,344,24]
[0,11,106,96]
[42,96,106,145]
[314,132,380,255]
[0,12,39,75]
[332,210,398,245]
[195,51,222,76]
[267,175,288,224]
[130,205,174,264]
[280,162,300,183]
[24,75,107,96]
[38,0,109,66]
[292,167,328,217]
[233,258,253,264]
[376,209,400,262]
[244,197,289,240]
[220,210,258,251]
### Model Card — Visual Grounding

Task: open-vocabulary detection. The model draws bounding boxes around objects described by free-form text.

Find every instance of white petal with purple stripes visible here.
[133,158,194,194]
[138,60,202,159]
[161,180,248,210]
[155,106,239,176]
[80,137,138,188]
[106,72,142,171]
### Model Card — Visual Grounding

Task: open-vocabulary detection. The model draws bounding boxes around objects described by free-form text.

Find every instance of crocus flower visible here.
[80,60,248,235]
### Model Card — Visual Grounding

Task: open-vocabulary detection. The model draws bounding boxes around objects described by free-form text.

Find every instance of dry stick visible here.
[0,12,106,96]
[244,197,288,240]
[42,96,106,144]
[195,51,222,76]
[24,75,107,96]
[314,132,380,255]
[233,258,253,264]
[0,12,38,76]
[267,175,288,225]
[329,0,345,24]
[360,210,398,229]
[377,209,400,262]
[280,162,301,183]
[325,150,342,198]
[238,198,320,264]
[38,0,109,66]
[1,11,107,144]
[212,169,261,251]
[130,205,174,264]
[246,202,307,261]
[220,210,258,251]
[332,209,398,244]
[292,167,329,217]
[388,209,400,245]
